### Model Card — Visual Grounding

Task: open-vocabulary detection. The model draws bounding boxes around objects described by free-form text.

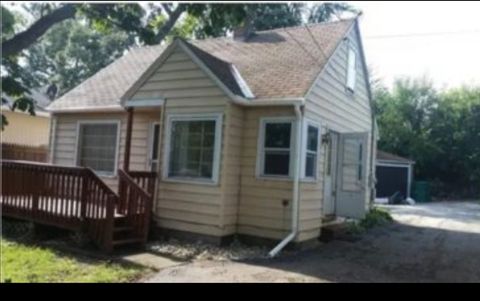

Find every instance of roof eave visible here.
[46,104,125,113]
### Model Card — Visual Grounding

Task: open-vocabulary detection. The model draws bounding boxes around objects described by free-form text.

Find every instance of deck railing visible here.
[127,171,157,196]
[117,169,154,243]
[1,160,117,251]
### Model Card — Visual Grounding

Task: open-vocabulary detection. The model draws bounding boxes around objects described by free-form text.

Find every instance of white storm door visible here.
[336,132,368,219]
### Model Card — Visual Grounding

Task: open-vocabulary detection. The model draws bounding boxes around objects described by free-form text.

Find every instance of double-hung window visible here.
[165,114,222,183]
[76,121,119,175]
[304,124,319,179]
[258,119,294,177]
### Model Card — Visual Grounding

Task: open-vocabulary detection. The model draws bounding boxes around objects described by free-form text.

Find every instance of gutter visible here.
[232,96,305,107]
[46,105,125,113]
[269,104,303,257]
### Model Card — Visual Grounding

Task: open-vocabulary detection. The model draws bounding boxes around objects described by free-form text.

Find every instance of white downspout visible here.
[269,104,303,257]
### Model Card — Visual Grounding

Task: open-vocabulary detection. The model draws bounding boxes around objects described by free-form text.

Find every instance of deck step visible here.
[112,237,143,246]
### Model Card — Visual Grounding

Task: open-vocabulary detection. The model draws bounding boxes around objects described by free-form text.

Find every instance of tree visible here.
[308,2,357,23]
[374,78,480,198]
[24,19,136,97]
[2,2,357,129]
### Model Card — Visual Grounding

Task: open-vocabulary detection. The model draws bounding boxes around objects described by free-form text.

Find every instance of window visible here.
[341,138,364,191]
[258,119,294,177]
[304,124,319,178]
[346,47,357,91]
[165,114,222,183]
[77,122,119,175]
[149,123,160,172]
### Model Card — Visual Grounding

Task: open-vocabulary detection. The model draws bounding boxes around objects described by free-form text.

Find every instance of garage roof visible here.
[377,151,415,164]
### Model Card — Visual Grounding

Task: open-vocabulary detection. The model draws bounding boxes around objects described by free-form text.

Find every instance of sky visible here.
[347,1,480,89]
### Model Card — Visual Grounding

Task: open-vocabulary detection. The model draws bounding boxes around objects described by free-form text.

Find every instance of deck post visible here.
[80,173,88,219]
[123,107,133,172]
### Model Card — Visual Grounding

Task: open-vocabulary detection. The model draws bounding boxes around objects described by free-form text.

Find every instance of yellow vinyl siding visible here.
[219,103,244,235]
[237,107,296,240]
[147,45,231,237]
[2,111,50,147]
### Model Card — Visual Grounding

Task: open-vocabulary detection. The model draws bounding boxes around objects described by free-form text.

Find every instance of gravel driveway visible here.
[143,201,480,283]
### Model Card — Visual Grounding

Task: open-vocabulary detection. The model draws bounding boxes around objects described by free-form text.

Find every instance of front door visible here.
[148,122,161,172]
[336,132,368,219]
[323,131,339,216]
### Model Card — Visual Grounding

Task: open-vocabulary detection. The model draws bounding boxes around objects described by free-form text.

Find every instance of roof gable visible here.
[122,39,249,105]
[192,19,354,99]
[47,19,356,112]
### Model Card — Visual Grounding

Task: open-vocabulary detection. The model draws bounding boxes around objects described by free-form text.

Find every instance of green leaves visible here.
[375,79,480,198]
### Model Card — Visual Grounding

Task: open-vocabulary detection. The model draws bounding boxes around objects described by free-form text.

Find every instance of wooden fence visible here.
[1,143,48,162]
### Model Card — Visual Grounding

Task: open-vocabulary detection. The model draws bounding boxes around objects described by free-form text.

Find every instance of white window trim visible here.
[301,119,321,181]
[147,121,161,171]
[256,117,296,180]
[346,45,357,93]
[162,113,223,185]
[75,119,121,177]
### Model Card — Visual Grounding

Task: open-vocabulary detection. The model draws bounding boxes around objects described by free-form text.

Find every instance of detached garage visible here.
[376,151,415,200]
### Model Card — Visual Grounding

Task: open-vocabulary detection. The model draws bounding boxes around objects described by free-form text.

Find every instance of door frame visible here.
[323,130,340,216]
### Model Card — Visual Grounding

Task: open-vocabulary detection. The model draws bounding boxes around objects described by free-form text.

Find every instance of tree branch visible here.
[161,3,173,16]
[153,4,186,43]
[2,4,77,57]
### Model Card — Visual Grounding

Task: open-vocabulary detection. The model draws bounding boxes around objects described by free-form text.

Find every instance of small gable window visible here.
[346,47,357,92]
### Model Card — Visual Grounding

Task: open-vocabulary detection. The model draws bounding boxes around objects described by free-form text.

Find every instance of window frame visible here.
[256,117,296,180]
[346,46,357,93]
[75,120,121,177]
[301,119,321,180]
[162,113,223,185]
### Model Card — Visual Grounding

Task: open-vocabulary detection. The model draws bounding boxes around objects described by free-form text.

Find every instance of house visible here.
[376,150,415,201]
[45,18,376,253]
[1,89,51,147]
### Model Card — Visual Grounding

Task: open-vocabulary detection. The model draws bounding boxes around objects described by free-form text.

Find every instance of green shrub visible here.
[346,207,393,235]
[360,207,393,229]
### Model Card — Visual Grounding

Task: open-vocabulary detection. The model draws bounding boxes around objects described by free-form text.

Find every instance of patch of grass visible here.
[346,207,393,235]
[1,239,145,283]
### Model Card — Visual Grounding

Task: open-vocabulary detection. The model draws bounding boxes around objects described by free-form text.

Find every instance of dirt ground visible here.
[142,201,480,283]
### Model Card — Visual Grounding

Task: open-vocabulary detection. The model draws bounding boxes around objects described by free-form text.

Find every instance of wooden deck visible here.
[1,160,156,252]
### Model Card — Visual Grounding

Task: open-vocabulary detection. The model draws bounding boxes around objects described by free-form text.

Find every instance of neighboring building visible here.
[1,90,51,147]
[376,150,415,200]
[46,18,376,249]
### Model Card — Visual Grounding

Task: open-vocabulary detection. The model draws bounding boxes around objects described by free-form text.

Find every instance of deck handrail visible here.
[1,160,118,252]
[117,169,153,243]
[127,171,157,196]
[83,168,118,252]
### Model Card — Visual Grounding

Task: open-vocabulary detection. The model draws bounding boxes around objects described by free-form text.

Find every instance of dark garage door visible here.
[376,165,409,199]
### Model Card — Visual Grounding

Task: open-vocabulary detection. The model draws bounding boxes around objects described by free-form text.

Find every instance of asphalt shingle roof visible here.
[48,19,354,111]
[377,151,415,164]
